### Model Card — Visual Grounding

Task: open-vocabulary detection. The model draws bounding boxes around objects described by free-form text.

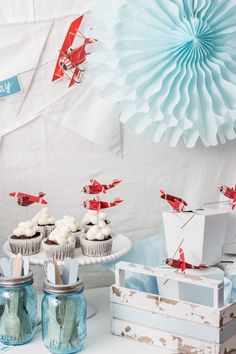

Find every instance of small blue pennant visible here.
[0,75,22,99]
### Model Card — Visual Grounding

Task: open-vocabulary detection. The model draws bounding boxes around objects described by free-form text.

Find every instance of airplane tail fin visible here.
[39,192,45,198]
[232,194,236,209]
[114,198,123,204]
[112,179,121,186]
[179,248,186,272]
[160,189,167,199]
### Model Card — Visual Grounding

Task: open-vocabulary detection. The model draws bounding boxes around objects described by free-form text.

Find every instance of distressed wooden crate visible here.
[111,261,236,354]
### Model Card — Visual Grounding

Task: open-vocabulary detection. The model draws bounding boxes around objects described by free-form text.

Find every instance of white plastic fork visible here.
[4,257,22,342]
[61,299,76,351]
[5,290,20,342]
[46,302,61,350]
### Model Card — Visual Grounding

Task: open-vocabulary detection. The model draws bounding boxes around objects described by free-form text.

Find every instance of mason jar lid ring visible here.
[43,279,84,295]
[0,270,33,287]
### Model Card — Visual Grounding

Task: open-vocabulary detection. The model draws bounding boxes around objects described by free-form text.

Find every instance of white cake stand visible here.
[3,234,132,318]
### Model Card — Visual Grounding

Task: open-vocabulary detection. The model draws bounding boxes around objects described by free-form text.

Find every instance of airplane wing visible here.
[90,179,102,187]
[9,192,27,198]
[52,15,84,82]
[175,197,187,206]
[160,192,187,207]
[28,195,47,204]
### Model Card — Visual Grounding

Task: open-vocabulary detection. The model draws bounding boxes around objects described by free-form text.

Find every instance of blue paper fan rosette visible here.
[86,0,236,147]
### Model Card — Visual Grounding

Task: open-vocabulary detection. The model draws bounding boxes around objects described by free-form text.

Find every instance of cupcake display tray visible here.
[3,234,132,266]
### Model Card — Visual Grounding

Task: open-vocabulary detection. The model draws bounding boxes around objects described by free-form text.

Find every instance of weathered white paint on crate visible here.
[111,302,236,343]
[111,262,236,354]
[112,318,236,354]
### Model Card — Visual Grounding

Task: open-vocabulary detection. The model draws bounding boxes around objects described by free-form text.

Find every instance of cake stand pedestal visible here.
[3,234,132,318]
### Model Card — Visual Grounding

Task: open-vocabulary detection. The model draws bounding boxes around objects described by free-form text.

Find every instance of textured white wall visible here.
[1,115,236,289]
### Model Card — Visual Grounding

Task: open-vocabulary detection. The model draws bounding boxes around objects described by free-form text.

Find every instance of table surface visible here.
[8,287,178,354]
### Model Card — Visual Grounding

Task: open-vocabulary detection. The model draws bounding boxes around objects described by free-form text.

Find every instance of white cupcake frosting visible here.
[82,210,110,227]
[13,220,40,237]
[33,207,55,226]
[86,225,112,241]
[55,215,81,233]
[48,225,74,245]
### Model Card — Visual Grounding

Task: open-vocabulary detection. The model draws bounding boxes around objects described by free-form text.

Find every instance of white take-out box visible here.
[223,212,236,254]
[163,208,229,266]
[219,193,236,254]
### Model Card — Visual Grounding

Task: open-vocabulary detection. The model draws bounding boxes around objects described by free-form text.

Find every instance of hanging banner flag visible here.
[0,75,22,99]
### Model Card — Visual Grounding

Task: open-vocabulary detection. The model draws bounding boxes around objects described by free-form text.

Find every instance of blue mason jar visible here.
[42,279,87,354]
[0,270,37,345]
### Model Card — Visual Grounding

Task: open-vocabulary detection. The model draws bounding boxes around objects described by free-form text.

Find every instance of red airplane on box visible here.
[165,248,208,273]
[160,189,187,212]
[219,185,236,209]
[83,179,121,194]
[9,192,47,207]
[52,15,93,88]
[83,197,123,211]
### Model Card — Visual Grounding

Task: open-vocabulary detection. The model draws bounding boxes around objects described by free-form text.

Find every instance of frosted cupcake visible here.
[42,225,75,260]
[32,207,55,239]
[9,220,42,255]
[80,224,113,257]
[81,210,111,232]
[55,215,84,248]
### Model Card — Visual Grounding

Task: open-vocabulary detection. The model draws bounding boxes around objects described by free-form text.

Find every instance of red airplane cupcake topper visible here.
[219,185,236,210]
[52,15,94,88]
[82,179,123,212]
[83,179,121,194]
[9,192,47,207]
[160,189,188,212]
[83,196,123,211]
[165,248,208,273]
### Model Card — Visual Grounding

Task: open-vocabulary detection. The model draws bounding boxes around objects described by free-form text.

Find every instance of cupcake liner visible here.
[42,238,75,260]
[80,236,113,257]
[38,224,56,239]
[9,234,42,255]
[71,229,85,248]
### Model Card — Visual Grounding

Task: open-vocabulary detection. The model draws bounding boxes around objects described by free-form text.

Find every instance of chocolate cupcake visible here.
[55,215,84,248]
[81,210,111,232]
[42,225,75,260]
[9,221,42,255]
[32,207,55,239]
[80,225,113,257]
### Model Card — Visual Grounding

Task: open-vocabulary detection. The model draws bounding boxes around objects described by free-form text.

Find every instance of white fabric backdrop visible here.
[1,0,236,289]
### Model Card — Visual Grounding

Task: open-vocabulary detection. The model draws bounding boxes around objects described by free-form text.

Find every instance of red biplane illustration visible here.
[219,185,236,209]
[9,192,47,207]
[52,15,93,87]
[83,196,123,211]
[83,179,121,194]
[165,248,208,273]
[160,189,187,212]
